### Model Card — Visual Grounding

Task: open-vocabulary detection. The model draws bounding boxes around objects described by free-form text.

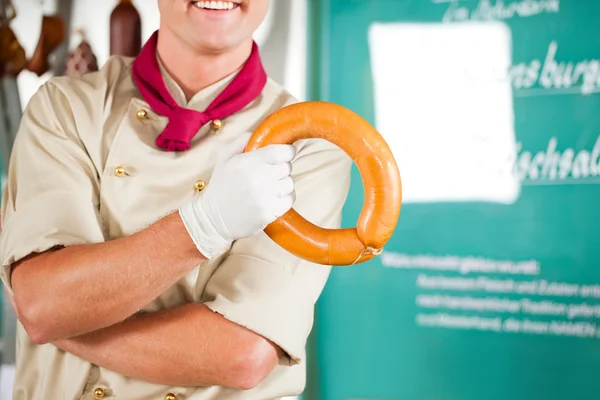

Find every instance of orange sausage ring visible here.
[245,101,402,266]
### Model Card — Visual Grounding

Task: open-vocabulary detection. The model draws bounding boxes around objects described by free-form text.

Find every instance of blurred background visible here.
[0,0,599,399]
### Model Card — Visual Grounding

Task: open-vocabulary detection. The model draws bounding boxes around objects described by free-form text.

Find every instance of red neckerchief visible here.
[132,30,267,151]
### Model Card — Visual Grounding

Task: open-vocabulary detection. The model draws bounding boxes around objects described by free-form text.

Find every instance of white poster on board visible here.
[368,21,520,204]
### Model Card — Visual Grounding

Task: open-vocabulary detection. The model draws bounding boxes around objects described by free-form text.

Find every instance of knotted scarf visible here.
[132,30,267,151]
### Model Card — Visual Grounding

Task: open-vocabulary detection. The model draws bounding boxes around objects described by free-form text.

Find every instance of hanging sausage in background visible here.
[64,28,98,77]
[110,0,141,58]
[26,13,66,77]
[0,0,26,78]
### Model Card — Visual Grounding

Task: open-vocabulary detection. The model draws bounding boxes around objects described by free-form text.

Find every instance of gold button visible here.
[94,388,105,399]
[136,109,148,119]
[114,165,126,177]
[165,393,177,400]
[210,119,223,130]
[194,180,206,191]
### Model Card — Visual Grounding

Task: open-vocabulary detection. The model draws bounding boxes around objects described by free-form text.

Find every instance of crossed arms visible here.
[6,213,281,390]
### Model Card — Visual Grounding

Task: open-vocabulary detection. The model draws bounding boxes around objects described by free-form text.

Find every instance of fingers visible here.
[270,192,296,222]
[275,176,295,197]
[268,162,293,180]
[251,144,297,165]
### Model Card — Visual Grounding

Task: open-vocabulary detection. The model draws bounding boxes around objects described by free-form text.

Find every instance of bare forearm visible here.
[11,212,206,343]
[52,303,281,389]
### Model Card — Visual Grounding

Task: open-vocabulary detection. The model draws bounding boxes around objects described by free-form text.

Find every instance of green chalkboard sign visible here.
[312,1,600,399]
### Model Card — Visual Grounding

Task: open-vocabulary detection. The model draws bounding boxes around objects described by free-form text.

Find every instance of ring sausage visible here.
[245,101,402,266]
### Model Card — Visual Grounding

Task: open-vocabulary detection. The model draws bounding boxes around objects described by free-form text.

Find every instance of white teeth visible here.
[194,0,235,10]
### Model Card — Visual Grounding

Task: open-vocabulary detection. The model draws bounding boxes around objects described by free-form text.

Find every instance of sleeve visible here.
[201,138,353,365]
[0,81,105,295]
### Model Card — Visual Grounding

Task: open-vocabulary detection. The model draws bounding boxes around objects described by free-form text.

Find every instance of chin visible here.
[191,34,249,54]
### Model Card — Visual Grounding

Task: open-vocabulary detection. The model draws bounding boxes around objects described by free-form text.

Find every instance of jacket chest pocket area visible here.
[98,100,216,238]
[101,159,219,238]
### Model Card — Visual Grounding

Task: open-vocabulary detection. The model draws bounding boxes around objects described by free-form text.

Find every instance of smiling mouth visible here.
[191,1,240,10]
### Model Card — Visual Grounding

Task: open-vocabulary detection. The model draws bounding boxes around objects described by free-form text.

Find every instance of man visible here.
[0,1,351,399]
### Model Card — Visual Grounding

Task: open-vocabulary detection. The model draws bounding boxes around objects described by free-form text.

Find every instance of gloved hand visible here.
[179,132,297,259]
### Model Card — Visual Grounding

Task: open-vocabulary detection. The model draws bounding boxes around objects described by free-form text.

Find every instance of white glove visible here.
[179,132,297,259]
